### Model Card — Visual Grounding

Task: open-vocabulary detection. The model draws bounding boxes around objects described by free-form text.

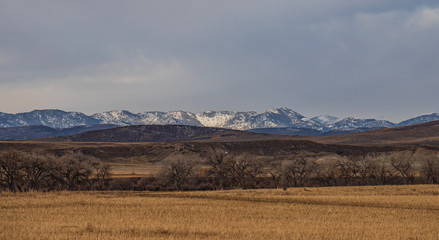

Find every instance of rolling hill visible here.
[313,120,439,146]
[32,120,439,148]
[0,124,118,140]
[247,126,384,137]
[43,125,286,143]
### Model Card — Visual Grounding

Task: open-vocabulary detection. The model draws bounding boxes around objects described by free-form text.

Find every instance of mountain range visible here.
[1,108,439,139]
[90,108,324,130]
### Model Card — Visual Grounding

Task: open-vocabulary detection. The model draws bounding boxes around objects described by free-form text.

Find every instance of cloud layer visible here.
[0,0,438,121]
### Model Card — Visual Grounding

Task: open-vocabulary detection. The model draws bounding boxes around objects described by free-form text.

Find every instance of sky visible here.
[1,0,439,122]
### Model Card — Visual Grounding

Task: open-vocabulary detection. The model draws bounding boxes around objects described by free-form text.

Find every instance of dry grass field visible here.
[109,162,160,178]
[1,185,439,239]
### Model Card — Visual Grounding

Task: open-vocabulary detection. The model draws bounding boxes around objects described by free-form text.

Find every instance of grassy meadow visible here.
[1,185,439,239]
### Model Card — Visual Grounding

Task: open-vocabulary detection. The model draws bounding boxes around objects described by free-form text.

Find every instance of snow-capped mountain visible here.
[1,108,439,136]
[195,111,256,129]
[311,115,339,125]
[91,108,323,130]
[398,113,439,127]
[139,111,202,126]
[91,110,141,125]
[328,117,395,130]
[247,108,324,130]
[92,110,202,126]
[195,108,323,130]
[0,110,100,128]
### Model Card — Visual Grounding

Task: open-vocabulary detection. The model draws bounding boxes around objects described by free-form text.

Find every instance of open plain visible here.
[1,185,439,239]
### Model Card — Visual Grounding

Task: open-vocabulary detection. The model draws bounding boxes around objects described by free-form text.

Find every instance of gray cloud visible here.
[1,0,438,122]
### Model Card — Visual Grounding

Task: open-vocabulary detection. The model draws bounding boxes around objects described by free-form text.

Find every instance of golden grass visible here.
[1,185,439,239]
[109,162,160,178]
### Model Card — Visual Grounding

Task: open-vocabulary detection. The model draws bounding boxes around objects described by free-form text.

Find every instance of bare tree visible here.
[417,150,439,184]
[90,159,112,190]
[390,150,416,184]
[282,156,316,188]
[314,157,337,186]
[159,154,199,190]
[205,148,233,190]
[22,152,54,191]
[375,154,395,185]
[0,151,27,192]
[267,162,283,188]
[356,153,381,185]
[229,153,263,189]
[49,151,94,190]
[335,156,361,186]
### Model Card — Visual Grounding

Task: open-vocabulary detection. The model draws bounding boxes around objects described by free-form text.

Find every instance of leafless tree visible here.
[282,156,316,187]
[374,154,395,185]
[267,162,283,188]
[314,157,337,186]
[48,151,94,190]
[390,150,416,184]
[229,153,263,189]
[356,153,381,185]
[159,154,199,190]
[335,156,361,186]
[205,148,233,190]
[0,150,27,192]
[417,150,439,184]
[90,159,112,189]
[22,152,54,191]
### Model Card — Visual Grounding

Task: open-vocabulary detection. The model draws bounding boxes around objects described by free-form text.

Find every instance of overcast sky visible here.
[1,0,438,122]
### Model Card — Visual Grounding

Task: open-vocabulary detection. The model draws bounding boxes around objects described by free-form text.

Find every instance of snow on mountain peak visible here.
[2,108,438,133]
[0,109,100,128]
[330,117,395,130]
[398,113,439,127]
[311,115,340,125]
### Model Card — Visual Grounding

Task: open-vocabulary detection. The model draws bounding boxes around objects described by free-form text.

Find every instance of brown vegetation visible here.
[43,124,285,142]
[2,145,439,192]
[2,186,439,239]
[2,122,439,192]
[0,150,110,191]
[159,154,200,190]
[314,120,439,146]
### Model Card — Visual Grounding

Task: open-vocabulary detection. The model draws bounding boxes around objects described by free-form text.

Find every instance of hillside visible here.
[44,125,285,143]
[0,139,401,165]
[314,120,439,146]
[32,119,439,148]
[0,124,118,140]
[247,127,384,137]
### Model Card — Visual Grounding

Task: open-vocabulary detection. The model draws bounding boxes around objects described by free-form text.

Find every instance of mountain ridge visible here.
[1,108,439,136]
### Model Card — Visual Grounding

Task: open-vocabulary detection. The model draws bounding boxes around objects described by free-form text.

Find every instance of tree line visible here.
[154,148,439,190]
[1,148,439,192]
[0,150,110,192]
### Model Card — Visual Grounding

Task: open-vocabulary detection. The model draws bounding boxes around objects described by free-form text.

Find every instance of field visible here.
[2,185,439,239]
